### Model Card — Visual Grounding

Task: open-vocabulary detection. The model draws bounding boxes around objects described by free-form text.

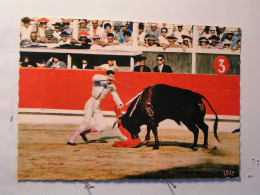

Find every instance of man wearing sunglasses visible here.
[153,54,172,73]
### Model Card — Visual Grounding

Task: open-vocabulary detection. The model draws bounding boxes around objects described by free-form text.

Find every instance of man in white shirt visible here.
[95,57,119,71]
[67,70,123,145]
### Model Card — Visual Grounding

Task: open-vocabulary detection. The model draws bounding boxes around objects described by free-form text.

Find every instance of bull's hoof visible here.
[191,146,198,151]
[144,140,150,145]
[202,144,208,149]
[153,145,159,150]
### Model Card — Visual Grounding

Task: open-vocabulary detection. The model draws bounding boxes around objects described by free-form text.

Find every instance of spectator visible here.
[20,17,36,41]
[222,39,232,50]
[52,22,62,40]
[146,23,161,39]
[198,37,210,49]
[71,31,92,49]
[45,56,67,69]
[106,33,119,46]
[37,18,50,38]
[101,23,117,43]
[144,34,159,47]
[88,20,104,40]
[138,23,146,46]
[174,25,189,44]
[134,56,151,72]
[158,27,169,50]
[181,35,193,51]
[20,31,39,48]
[95,57,119,71]
[78,19,89,34]
[118,22,132,43]
[209,26,217,37]
[217,26,226,41]
[61,19,73,38]
[76,58,94,69]
[166,36,180,48]
[232,40,241,52]
[153,54,172,73]
[208,35,224,49]
[38,29,58,43]
[222,31,239,49]
[123,31,132,46]
[91,35,104,48]
[58,31,71,46]
[20,56,37,68]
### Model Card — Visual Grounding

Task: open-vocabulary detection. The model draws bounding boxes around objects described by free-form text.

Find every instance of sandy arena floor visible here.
[18,124,240,180]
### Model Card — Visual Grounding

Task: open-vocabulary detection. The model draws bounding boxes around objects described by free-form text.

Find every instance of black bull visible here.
[118,84,220,150]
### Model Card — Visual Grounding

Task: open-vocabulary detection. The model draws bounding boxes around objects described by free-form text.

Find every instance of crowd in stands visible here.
[20,17,241,51]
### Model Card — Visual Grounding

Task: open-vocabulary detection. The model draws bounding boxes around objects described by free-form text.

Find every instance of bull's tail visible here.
[200,95,220,143]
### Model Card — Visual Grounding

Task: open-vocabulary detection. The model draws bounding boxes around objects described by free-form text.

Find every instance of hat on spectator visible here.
[166,36,178,40]
[60,31,70,37]
[150,23,158,27]
[146,34,158,41]
[209,26,216,31]
[52,22,61,27]
[209,35,220,41]
[137,56,147,61]
[78,31,89,37]
[22,17,32,23]
[79,19,87,24]
[62,19,70,24]
[181,35,193,40]
[121,22,128,27]
[38,18,49,23]
[177,24,183,27]
[199,37,209,44]
[92,35,100,40]
[45,29,54,35]
[219,26,225,29]
[222,39,232,45]
[226,31,234,35]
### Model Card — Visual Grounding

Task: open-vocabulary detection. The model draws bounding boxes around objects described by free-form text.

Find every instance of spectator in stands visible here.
[158,27,169,50]
[101,23,117,43]
[52,22,62,40]
[134,56,151,72]
[200,26,210,39]
[89,20,104,40]
[138,23,146,46]
[37,18,50,38]
[166,36,180,48]
[222,31,239,50]
[58,31,71,46]
[38,29,58,43]
[91,35,104,48]
[232,40,241,52]
[45,56,67,69]
[20,31,39,48]
[153,54,172,73]
[78,19,89,34]
[174,25,189,44]
[71,31,92,49]
[106,33,119,46]
[95,57,119,71]
[181,35,193,51]
[144,35,159,47]
[146,23,161,38]
[76,58,94,69]
[217,26,226,42]
[20,56,37,68]
[208,35,224,49]
[20,17,36,41]
[123,31,132,46]
[61,19,73,38]
[118,22,132,43]
[222,39,232,50]
[198,37,210,49]
[209,26,217,37]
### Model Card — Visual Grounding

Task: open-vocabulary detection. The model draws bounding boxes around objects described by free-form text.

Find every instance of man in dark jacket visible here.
[153,54,172,73]
[134,56,151,72]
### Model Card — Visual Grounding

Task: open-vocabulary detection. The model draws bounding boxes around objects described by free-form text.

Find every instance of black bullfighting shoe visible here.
[80,133,88,143]
[67,141,76,146]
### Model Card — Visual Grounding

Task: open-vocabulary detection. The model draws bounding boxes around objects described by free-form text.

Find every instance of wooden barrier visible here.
[19,69,240,116]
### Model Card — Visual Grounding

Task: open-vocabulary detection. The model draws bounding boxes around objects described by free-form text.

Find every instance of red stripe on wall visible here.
[19,69,240,116]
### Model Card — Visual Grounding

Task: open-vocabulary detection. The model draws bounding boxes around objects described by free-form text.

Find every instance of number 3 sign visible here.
[213,56,230,75]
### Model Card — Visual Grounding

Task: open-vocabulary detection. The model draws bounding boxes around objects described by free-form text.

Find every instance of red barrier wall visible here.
[19,69,240,116]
